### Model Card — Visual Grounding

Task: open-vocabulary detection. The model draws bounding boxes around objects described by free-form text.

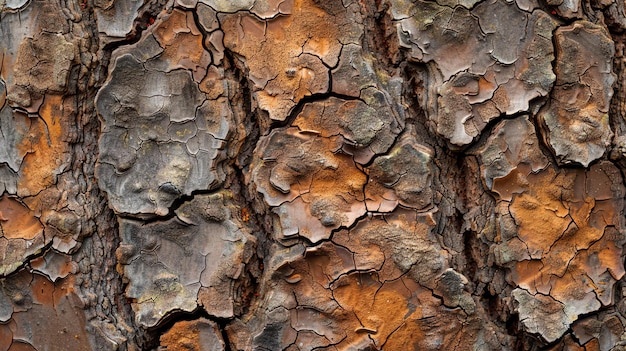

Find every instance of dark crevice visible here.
[115,187,224,225]
[531,110,567,170]
[218,318,234,351]
[100,0,169,52]
[268,90,363,133]
[505,313,522,348]
[463,230,478,287]
[143,307,230,350]
[363,0,404,69]
[482,289,505,325]
[529,23,567,170]
[223,45,268,317]
[466,102,546,151]
[188,4,216,64]
[0,240,54,280]
[229,163,264,318]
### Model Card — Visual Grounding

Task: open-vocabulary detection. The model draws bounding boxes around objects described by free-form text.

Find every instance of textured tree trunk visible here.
[1,0,626,350]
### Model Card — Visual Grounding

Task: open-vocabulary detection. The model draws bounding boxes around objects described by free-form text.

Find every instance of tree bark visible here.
[1,0,626,350]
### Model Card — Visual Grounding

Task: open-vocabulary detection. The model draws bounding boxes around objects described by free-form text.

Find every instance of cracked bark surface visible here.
[3,0,626,349]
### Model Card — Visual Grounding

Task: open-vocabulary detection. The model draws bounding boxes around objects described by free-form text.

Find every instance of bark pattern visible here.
[1,0,626,350]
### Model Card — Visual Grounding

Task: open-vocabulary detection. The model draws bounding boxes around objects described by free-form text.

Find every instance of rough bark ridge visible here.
[1,0,626,349]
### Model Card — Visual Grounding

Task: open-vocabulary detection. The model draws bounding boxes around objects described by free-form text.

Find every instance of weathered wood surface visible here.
[2,0,626,349]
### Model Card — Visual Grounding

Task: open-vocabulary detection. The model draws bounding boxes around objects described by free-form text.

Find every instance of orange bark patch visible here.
[159,318,224,351]
[17,95,69,197]
[509,168,572,259]
[501,162,625,328]
[30,273,55,306]
[330,273,471,349]
[160,320,204,351]
[508,166,622,281]
[221,0,342,121]
[153,9,211,79]
[0,196,42,240]
[333,274,412,339]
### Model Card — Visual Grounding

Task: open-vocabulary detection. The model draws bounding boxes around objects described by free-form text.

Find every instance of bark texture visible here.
[1,0,626,350]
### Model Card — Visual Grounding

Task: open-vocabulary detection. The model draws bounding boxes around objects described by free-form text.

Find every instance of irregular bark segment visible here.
[330,44,405,135]
[3,0,76,111]
[545,0,583,19]
[220,0,364,122]
[17,95,73,199]
[30,251,77,282]
[394,0,556,146]
[96,9,233,218]
[0,1,98,282]
[0,271,91,350]
[0,196,46,277]
[94,0,144,41]
[538,21,615,167]
[365,132,434,212]
[117,192,255,327]
[333,209,444,285]
[8,33,75,109]
[479,116,626,342]
[253,127,367,243]
[512,289,570,343]
[292,91,402,165]
[151,9,212,79]
[571,313,624,350]
[478,115,549,194]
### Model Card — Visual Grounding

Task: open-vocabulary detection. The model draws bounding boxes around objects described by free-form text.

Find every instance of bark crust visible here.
[2,0,626,350]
